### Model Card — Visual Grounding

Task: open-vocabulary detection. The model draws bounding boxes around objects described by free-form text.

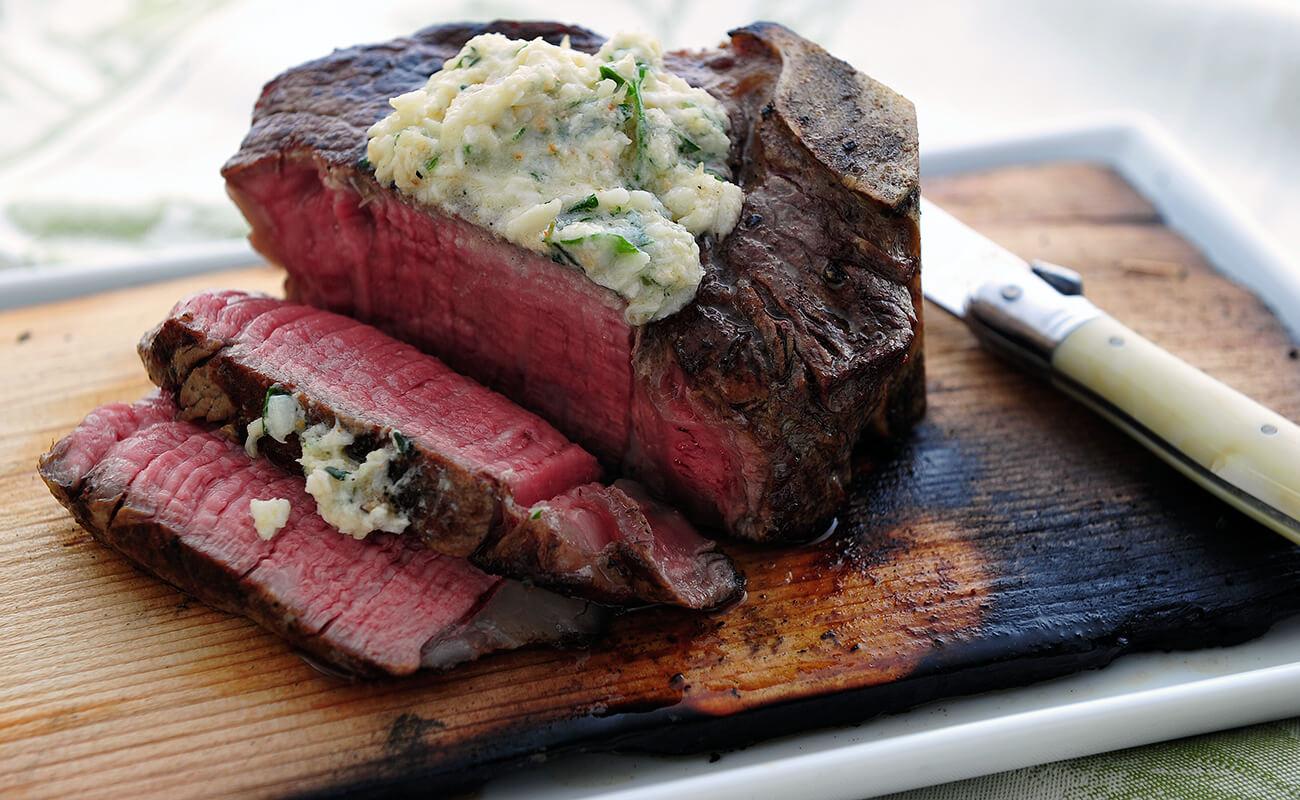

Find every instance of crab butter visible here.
[241,387,413,540]
[249,498,291,541]
[298,422,412,539]
[366,31,744,324]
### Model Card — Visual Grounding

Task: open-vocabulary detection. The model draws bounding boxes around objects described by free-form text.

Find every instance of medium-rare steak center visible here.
[140,290,743,609]
[38,393,602,677]
[223,20,924,541]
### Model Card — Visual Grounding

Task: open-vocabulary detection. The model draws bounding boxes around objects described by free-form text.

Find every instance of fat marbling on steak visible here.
[223,20,924,541]
[38,393,603,677]
[139,290,742,609]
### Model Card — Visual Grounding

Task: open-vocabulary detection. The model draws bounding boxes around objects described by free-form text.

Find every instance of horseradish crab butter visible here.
[299,422,411,539]
[366,31,743,324]
[249,498,291,540]
[243,387,411,540]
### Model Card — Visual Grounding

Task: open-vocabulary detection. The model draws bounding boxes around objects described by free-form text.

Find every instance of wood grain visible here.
[2,163,1299,798]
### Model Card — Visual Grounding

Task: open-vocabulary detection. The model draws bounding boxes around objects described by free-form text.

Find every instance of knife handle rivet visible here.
[1000,284,1023,301]
[1261,423,1279,436]
[1108,336,1125,347]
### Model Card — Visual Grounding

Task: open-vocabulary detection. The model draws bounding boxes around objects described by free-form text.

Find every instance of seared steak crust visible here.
[224,20,923,541]
[654,26,924,535]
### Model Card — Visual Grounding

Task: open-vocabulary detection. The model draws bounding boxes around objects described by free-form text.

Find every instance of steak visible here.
[38,392,603,677]
[139,290,743,609]
[223,20,924,541]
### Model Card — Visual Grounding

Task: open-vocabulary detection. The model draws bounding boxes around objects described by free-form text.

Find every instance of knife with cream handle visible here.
[920,198,1300,544]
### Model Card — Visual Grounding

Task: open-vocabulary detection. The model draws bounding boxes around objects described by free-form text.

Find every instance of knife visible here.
[920,197,1300,544]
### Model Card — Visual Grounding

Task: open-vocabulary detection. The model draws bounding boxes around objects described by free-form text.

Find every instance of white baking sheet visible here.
[6,115,1298,799]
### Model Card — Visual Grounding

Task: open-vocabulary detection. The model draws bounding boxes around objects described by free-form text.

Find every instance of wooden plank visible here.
[1,163,1298,798]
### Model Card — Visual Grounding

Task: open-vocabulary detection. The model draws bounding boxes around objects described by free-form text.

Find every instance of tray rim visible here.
[922,111,1300,338]
[0,239,255,311]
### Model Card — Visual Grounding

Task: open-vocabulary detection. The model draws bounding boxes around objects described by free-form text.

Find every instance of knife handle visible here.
[1051,314,1300,544]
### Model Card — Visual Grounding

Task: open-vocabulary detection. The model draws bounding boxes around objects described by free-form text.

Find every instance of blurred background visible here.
[1,0,1298,274]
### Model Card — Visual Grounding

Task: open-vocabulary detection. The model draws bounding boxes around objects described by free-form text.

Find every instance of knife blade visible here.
[918,198,1022,319]
[919,196,1300,544]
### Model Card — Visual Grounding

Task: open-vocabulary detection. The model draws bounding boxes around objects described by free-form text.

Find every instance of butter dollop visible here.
[366,31,744,324]
[249,498,291,541]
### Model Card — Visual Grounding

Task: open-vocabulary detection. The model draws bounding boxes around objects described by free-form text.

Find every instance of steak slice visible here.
[38,393,602,677]
[222,20,924,542]
[139,290,743,609]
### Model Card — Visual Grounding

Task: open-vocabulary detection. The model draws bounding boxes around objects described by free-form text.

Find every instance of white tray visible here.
[7,115,1299,799]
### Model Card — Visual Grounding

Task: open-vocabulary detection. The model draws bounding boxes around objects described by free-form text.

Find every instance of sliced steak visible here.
[38,393,602,677]
[222,20,924,542]
[139,290,743,609]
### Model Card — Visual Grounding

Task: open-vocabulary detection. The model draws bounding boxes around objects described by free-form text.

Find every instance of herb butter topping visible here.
[366,31,744,324]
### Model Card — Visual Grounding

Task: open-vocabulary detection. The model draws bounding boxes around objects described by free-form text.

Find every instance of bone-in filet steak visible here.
[139,290,743,609]
[38,392,602,677]
[223,20,924,542]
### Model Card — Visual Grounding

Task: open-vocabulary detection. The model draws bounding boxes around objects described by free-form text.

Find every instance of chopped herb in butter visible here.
[365,31,744,324]
[391,430,413,456]
[249,497,291,540]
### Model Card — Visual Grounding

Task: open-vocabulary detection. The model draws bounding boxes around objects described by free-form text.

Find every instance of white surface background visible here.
[1,0,1298,278]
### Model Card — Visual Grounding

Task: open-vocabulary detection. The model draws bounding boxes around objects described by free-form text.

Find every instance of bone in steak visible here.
[139,290,743,609]
[37,392,602,677]
[222,20,924,542]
